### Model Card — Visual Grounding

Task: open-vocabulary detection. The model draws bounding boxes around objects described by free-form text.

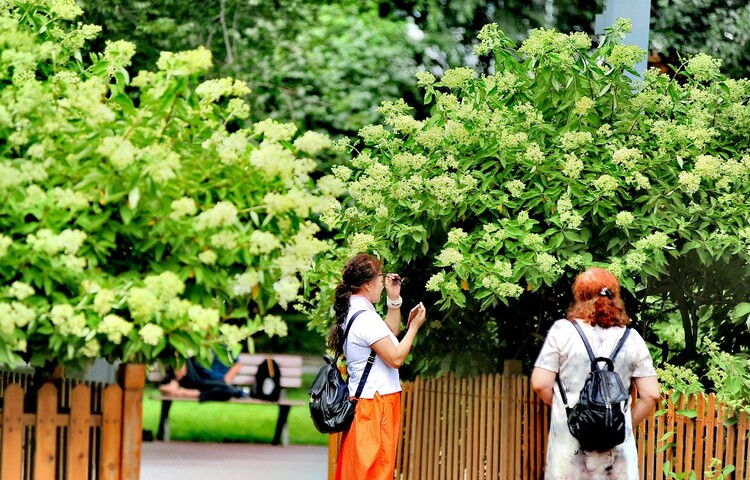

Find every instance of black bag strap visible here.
[556,321,631,406]
[342,310,377,401]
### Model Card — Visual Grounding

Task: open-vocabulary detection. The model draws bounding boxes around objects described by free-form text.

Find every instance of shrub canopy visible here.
[305,19,750,376]
[0,1,339,370]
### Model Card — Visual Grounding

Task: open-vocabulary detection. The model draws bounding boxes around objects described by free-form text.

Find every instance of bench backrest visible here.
[231,354,304,390]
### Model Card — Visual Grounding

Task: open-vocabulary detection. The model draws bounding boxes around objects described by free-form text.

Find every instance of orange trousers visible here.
[335,392,401,480]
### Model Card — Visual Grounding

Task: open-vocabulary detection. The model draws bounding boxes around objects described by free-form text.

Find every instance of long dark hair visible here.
[566,267,630,328]
[327,253,382,354]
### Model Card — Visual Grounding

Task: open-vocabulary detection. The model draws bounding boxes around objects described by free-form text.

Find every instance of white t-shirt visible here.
[343,295,401,399]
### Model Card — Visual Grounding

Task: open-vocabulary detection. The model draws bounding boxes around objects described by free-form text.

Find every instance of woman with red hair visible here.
[531,267,660,479]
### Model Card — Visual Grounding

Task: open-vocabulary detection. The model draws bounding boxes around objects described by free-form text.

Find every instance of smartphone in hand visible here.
[407,302,424,328]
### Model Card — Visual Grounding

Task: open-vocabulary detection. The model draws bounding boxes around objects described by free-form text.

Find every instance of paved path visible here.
[140,441,329,480]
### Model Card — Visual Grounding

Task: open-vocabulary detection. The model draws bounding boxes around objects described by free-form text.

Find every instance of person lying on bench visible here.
[159,355,248,402]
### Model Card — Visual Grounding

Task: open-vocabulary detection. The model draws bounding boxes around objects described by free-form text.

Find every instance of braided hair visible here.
[327,253,382,354]
[566,267,630,328]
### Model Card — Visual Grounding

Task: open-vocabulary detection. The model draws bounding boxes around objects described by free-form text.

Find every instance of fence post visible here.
[118,363,145,480]
[500,360,522,479]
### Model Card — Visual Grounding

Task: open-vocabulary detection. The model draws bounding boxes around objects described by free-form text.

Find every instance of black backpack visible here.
[557,321,632,452]
[250,357,282,401]
[309,310,376,434]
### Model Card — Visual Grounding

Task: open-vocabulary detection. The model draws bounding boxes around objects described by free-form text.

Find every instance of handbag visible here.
[308,310,376,434]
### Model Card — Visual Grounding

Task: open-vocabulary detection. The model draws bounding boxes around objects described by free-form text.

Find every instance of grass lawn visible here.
[142,373,328,446]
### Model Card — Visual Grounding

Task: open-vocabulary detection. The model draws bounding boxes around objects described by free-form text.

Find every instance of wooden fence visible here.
[0,364,145,480]
[328,365,750,479]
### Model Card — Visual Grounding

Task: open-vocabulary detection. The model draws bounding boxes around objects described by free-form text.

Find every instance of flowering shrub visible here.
[0,1,337,370]
[306,19,750,376]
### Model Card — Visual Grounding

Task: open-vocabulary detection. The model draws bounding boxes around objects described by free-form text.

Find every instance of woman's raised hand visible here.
[407,302,427,329]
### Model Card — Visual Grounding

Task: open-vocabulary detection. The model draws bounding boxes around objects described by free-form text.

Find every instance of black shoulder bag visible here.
[309,310,377,434]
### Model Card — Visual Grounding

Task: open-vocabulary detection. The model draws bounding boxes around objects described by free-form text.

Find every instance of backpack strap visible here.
[555,321,631,407]
[342,310,377,401]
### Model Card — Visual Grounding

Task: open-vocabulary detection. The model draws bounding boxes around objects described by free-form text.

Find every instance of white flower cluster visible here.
[169,197,198,219]
[524,143,545,164]
[348,233,376,254]
[293,131,332,156]
[195,78,250,103]
[156,46,213,76]
[634,232,670,251]
[248,230,281,255]
[593,174,619,196]
[536,252,562,276]
[573,97,594,116]
[254,119,297,143]
[493,260,513,278]
[142,145,181,183]
[8,281,34,300]
[232,271,259,297]
[557,195,583,229]
[392,152,428,172]
[693,155,721,179]
[506,180,525,198]
[220,324,252,347]
[97,136,137,170]
[262,314,288,338]
[436,247,463,267]
[612,148,642,170]
[195,201,239,230]
[210,231,239,250]
[93,288,116,316]
[198,250,217,265]
[615,211,635,228]
[27,228,86,255]
[138,324,164,346]
[481,276,524,298]
[0,301,35,338]
[51,187,89,211]
[447,228,468,244]
[216,132,249,165]
[263,189,316,217]
[273,276,301,309]
[249,141,296,182]
[188,305,220,332]
[50,304,87,337]
[560,132,593,151]
[679,171,701,194]
[97,314,133,344]
[0,235,11,258]
[562,154,584,178]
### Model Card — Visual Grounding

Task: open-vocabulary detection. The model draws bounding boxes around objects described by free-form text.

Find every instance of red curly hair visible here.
[566,267,630,328]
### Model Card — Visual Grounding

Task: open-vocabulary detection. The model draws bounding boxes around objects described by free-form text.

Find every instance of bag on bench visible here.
[250,357,282,401]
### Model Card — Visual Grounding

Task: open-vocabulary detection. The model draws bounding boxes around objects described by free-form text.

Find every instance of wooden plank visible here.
[395,382,408,478]
[1,383,24,479]
[439,376,448,480]
[693,394,705,478]
[736,412,747,478]
[645,402,656,480]
[34,382,58,479]
[703,394,716,480]
[449,375,459,480]
[499,372,511,479]
[514,375,522,479]
[414,378,425,480]
[491,374,500,480]
[67,384,91,480]
[683,395,695,474]
[119,364,145,480]
[402,381,414,480]
[100,384,123,480]
[425,378,436,480]
[715,400,726,474]
[458,376,467,480]
[675,394,686,475]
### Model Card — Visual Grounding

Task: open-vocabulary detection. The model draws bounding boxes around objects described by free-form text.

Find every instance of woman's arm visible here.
[631,376,661,426]
[531,367,557,406]
[371,303,425,368]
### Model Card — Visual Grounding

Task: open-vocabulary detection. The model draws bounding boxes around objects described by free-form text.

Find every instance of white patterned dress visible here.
[534,319,657,480]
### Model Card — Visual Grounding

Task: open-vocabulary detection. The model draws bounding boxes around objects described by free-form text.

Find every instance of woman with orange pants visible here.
[329,253,426,480]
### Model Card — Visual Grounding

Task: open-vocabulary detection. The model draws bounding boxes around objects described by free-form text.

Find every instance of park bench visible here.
[149,353,307,446]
